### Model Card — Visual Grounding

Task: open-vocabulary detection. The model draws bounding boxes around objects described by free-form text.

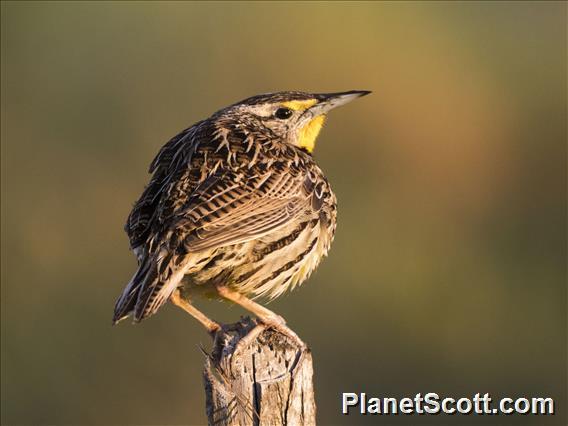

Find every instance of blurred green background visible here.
[1,1,566,425]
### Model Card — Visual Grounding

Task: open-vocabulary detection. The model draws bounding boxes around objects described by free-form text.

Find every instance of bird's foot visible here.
[232,323,267,356]
[214,285,306,348]
[271,325,306,349]
[230,316,306,356]
[257,314,306,349]
[206,322,222,337]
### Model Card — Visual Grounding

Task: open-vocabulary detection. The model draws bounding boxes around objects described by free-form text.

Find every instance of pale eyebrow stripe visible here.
[280,99,317,111]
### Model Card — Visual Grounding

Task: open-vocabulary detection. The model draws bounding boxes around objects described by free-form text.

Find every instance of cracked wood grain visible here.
[204,317,316,425]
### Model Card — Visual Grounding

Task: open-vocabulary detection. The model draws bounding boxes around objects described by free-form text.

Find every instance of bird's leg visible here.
[216,286,305,347]
[216,286,286,324]
[170,289,221,335]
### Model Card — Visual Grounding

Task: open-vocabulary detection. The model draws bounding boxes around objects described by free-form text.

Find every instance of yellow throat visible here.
[298,115,326,153]
[279,99,326,153]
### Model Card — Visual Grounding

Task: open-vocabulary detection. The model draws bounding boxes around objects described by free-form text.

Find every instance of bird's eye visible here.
[274,107,293,120]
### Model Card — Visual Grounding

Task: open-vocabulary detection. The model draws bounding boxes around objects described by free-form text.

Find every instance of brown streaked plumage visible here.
[113,90,370,334]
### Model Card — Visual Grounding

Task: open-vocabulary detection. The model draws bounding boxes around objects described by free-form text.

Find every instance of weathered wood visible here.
[204,317,316,425]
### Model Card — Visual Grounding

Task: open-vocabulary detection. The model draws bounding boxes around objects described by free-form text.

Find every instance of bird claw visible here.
[268,322,306,349]
[232,324,267,356]
[261,313,287,328]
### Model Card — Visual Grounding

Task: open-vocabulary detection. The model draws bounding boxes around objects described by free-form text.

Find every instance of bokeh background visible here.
[1,2,566,425]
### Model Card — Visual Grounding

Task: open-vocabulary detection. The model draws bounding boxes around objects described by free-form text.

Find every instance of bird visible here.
[113,90,371,337]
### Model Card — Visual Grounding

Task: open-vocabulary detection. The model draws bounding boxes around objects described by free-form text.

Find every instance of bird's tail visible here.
[112,249,183,324]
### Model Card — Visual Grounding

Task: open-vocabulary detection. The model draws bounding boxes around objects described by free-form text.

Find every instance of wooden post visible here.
[203,317,316,425]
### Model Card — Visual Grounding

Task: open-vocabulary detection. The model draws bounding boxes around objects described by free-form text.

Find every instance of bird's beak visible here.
[308,90,371,116]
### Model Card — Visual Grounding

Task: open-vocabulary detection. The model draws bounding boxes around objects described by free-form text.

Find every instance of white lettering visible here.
[342,393,358,414]
[399,397,413,414]
[456,397,472,414]
[367,397,381,414]
[424,392,440,414]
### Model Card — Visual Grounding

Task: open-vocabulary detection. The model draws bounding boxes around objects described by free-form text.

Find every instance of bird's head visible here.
[215,90,371,154]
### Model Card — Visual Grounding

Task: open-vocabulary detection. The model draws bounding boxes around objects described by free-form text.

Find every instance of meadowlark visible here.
[113,90,370,336]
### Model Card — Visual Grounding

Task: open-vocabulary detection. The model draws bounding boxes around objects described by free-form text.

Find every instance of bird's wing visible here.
[125,124,200,254]
[171,165,314,253]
